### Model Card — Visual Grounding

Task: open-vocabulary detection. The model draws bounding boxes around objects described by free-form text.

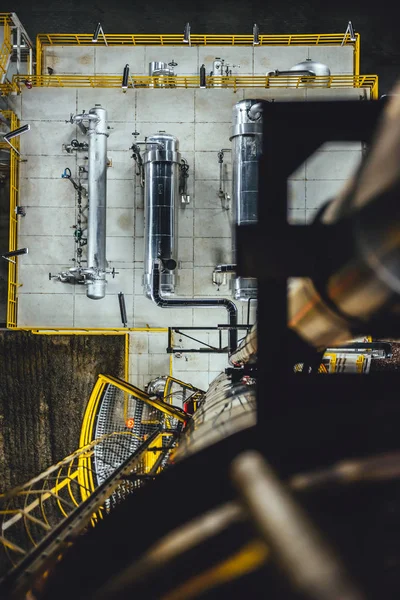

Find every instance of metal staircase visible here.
[0,374,188,599]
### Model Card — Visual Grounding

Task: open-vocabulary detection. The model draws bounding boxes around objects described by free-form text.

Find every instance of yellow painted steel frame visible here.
[0,110,20,328]
[27,327,167,334]
[0,431,156,570]
[37,32,361,46]
[164,376,205,403]
[0,17,12,84]
[100,374,188,422]
[79,373,187,497]
[78,376,105,500]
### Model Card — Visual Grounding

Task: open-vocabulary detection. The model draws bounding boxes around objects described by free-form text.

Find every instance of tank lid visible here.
[289,58,331,76]
[147,132,179,142]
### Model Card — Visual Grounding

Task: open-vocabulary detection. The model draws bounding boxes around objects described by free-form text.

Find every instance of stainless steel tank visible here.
[289,58,331,77]
[230,99,263,300]
[149,61,174,77]
[149,61,175,88]
[143,132,181,298]
[290,58,330,87]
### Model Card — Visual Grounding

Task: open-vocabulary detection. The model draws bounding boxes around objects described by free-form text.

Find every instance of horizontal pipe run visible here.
[151,263,238,352]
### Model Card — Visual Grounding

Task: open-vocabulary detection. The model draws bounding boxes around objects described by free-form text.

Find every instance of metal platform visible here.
[7,41,367,389]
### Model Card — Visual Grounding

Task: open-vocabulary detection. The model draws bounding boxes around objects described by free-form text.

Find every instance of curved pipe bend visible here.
[150,263,238,352]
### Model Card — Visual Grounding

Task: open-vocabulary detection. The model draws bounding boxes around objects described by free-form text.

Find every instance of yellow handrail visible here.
[79,374,185,500]
[0,13,13,23]
[36,32,360,47]
[35,31,360,76]
[1,111,20,328]
[10,73,378,96]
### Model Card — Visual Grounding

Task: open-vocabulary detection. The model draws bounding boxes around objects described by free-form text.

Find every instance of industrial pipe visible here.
[229,323,257,365]
[151,263,238,352]
[85,105,108,299]
[54,106,112,299]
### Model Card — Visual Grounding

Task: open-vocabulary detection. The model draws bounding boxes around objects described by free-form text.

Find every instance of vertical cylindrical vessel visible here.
[143,133,180,298]
[230,99,263,300]
[86,105,108,300]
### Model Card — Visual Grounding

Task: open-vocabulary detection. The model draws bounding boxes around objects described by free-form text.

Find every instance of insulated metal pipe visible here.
[143,133,180,298]
[86,106,108,299]
[230,99,263,300]
[151,263,238,352]
[57,106,110,298]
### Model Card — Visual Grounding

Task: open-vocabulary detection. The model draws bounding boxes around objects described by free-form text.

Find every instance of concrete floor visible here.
[9,43,366,389]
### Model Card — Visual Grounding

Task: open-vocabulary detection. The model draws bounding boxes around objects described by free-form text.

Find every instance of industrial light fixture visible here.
[1,247,28,263]
[253,24,260,46]
[122,64,129,92]
[2,123,30,156]
[183,22,191,44]
[342,20,356,45]
[92,22,108,46]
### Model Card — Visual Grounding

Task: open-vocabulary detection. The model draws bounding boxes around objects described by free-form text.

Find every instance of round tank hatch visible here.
[289,58,331,77]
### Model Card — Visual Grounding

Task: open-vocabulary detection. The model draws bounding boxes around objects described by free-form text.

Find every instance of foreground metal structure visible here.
[0,374,188,597]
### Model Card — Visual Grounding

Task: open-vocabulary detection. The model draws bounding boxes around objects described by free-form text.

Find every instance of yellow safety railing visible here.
[0,18,12,83]
[10,73,378,98]
[79,374,187,499]
[35,32,360,77]
[0,429,166,576]
[26,327,168,334]
[125,332,130,382]
[37,32,359,47]
[0,111,20,328]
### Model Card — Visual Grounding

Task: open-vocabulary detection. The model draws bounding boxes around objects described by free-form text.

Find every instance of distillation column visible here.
[54,105,111,299]
[230,99,263,300]
[142,133,180,298]
[85,105,108,300]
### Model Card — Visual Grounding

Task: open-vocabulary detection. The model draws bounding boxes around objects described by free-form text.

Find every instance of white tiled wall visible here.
[43,45,355,77]
[16,44,364,390]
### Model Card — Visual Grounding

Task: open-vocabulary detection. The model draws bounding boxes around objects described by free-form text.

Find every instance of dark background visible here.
[7,0,400,95]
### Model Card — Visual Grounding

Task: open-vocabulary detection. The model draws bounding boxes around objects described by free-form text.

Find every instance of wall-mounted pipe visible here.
[151,263,238,352]
[53,105,112,299]
[84,106,108,299]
